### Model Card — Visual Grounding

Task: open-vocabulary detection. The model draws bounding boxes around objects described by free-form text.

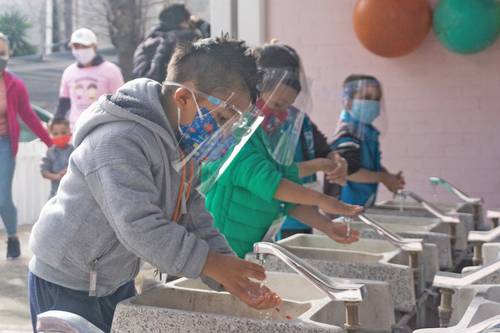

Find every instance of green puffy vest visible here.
[204,128,301,258]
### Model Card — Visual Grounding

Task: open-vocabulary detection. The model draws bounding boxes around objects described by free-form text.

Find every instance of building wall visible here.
[266,0,500,208]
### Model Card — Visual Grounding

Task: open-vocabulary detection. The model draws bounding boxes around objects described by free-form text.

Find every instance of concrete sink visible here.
[170,272,395,333]
[247,234,435,313]
[112,271,395,332]
[112,281,338,333]
[414,285,500,333]
[349,214,453,269]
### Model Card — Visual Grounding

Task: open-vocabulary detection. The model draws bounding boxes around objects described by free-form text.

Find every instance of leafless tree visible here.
[103,0,143,80]
[81,0,187,80]
[63,0,73,46]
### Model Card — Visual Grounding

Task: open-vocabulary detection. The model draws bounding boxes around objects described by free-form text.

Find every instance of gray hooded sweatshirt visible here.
[29,78,233,297]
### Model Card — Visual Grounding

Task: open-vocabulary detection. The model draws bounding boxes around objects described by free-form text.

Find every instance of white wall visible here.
[6,142,51,229]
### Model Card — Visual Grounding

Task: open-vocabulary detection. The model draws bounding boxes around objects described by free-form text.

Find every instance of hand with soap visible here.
[202,252,281,310]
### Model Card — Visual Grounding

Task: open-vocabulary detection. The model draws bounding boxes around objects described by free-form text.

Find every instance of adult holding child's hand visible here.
[0,32,52,260]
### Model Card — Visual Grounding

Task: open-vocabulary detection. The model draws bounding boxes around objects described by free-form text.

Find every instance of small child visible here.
[204,43,363,258]
[40,118,74,198]
[326,75,405,206]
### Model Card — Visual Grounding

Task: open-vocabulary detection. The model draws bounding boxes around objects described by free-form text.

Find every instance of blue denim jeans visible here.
[0,136,17,237]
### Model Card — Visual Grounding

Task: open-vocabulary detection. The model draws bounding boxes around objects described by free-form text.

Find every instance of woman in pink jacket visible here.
[0,33,52,259]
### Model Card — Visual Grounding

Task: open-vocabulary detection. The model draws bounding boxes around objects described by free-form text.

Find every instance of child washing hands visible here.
[204,42,362,258]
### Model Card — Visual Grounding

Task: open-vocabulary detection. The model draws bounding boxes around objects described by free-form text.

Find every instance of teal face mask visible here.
[350,100,380,124]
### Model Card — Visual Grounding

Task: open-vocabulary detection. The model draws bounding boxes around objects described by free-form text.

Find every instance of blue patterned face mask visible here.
[177,106,236,163]
[350,100,380,124]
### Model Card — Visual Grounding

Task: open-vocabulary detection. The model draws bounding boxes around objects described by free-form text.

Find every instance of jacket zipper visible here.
[88,240,120,297]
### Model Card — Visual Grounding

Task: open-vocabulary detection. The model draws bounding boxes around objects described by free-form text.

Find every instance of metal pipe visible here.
[409,251,420,291]
[472,243,483,266]
[344,301,361,333]
[472,203,482,230]
[438,288,454,327]
[449,223,457,248]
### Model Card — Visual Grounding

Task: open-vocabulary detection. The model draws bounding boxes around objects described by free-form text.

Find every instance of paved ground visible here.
[0,225,33,333]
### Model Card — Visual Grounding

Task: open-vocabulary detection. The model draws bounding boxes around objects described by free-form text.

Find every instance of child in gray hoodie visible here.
[28,36,280,332]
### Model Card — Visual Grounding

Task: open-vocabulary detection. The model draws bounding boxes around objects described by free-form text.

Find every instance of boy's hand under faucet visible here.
[202,252,282,310]
[290,205,361,244]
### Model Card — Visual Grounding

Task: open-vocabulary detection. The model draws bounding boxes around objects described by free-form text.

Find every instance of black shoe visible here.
[7,237,20,260]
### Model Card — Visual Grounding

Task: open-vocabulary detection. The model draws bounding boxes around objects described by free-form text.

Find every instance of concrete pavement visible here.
[0,225,33,333]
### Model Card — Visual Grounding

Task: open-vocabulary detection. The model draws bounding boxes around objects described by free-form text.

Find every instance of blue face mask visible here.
[178,107,235,163]
[350,100,380,124]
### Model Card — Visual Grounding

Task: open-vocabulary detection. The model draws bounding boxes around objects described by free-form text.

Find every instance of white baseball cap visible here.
[69,28,97,47]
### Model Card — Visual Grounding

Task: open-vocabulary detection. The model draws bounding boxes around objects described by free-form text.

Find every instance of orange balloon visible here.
[353,0,432,57]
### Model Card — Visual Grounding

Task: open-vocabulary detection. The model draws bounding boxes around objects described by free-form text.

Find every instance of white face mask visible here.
[72,47,96,65]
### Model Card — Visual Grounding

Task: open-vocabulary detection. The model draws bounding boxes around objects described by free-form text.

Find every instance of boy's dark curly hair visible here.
[254,42,302,93]
[164,34,260,103]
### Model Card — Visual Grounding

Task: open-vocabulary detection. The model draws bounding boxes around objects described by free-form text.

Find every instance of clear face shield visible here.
[256,68,312,166]
[165,71,289,195]
[339,78,387,139]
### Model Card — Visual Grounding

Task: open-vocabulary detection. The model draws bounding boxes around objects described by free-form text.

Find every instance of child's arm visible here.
[40,151,62,181]
[274,178,363,216]
[202,251,281,310]
[288,205,359,243]
[297,158,334,178]
[347,169,405,193]
[41,170,64,181]
[297,155,348,185]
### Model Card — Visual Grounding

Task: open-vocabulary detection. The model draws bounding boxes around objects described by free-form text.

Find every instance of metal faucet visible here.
[398,190,460,224]
[254,242,366,302]
[356,214,423,253]
[429,177,483,204]
[430,177,484,231]
[398,190,460,248]
[356,214,425,312]
[254,242,366,332]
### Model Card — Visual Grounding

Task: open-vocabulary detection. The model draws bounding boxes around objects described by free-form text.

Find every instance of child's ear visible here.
[174,88,198,125]
[173,87,191,107]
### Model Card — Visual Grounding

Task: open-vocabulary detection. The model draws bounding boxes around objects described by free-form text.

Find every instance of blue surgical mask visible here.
[350,100,380,124]
[177,106,235,163]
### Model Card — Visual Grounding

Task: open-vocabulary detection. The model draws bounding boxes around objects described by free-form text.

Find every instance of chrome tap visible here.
[253,242,366,302]
[429,177,482,204]
[398,190,460,224]
[356,214,423,253]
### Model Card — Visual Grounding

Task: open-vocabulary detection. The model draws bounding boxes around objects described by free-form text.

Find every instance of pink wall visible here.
[266,0,500,209]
